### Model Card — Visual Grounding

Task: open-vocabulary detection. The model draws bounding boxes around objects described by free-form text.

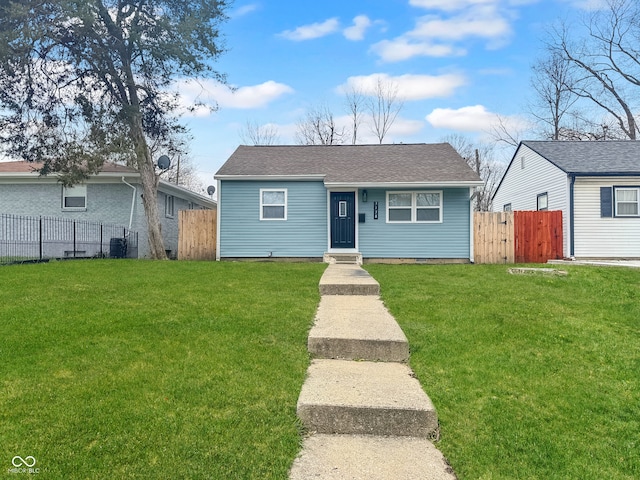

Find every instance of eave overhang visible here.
[214,174,327,181]
[323,181,485,188]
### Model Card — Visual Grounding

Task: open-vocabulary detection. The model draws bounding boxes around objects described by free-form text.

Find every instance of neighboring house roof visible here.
[521,140,640,175]
[215,144,483,186]
[0,161,137,174]
[0,161,216,208]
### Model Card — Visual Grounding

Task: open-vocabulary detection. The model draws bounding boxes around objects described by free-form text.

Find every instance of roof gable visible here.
[215,143,482,185]
[522,141,640,175]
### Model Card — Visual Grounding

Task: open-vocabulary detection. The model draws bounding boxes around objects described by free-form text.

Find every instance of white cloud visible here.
[328,114,423,143]
[386,117,425,137]
[174,79,294,115]
[233,3,259,17]
[410,0,539,9]
[279,18,340,41]
[339,73,466,100]
[427,105,496,131]
[343,15,372,41]
[409,8,512,43]
[372,1,517,61]
[409,0,497,11]
[559,0,607,9]
[371,38,465,62]
[426,105,529,133]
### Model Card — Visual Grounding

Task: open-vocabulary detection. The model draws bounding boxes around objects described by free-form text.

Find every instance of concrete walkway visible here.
[290,264,457,480]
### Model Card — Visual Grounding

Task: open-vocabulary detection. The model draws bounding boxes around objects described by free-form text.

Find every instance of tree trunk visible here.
[131,117,167,259]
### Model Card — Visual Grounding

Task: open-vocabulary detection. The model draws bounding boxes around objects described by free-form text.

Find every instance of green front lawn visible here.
[1,260,325,479]
[366,264,640,480]
[2,261,639,479]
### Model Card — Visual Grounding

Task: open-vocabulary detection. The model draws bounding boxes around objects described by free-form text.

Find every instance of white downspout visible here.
[469,187,476,263]
[121,177,137,232]
[216,179,221,261]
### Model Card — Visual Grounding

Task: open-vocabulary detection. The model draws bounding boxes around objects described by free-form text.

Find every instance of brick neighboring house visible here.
[0,161,216,258]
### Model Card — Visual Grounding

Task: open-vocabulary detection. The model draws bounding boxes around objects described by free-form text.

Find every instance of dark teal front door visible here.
[330,192,355,248]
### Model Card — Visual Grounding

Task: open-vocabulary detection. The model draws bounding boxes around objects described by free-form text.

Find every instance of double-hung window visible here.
[62,185,87,210]
[387,191,442,223]
[260,189,287,220]
[165,194,175,218]
[537,192,548,211]
[615,187,640,216]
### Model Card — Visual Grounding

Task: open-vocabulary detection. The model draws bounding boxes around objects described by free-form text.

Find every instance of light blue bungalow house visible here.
[214,143,483,263]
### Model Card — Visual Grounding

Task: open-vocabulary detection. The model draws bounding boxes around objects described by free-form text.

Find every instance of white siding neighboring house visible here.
[0,161,216,258]
[493,141,640,259]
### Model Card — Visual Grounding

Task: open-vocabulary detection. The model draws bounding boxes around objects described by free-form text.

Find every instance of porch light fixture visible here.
[362,189,368,202]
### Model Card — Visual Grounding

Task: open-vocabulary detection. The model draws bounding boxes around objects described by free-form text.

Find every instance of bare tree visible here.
[547,0,640,140]
[157,154,205,193]
[368,78,404,144]
[295,105,346,145]
[344,87,366,145]
[239,120,280,145]
[530,51,581,140]
[489,114,527,148]
[444,134,505,212]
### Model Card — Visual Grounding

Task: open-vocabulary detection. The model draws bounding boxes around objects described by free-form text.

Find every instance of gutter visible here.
[323,181,484,188]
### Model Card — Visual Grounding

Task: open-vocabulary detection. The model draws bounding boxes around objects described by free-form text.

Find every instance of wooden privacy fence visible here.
[178,209,217,260]
[474,211,563,264]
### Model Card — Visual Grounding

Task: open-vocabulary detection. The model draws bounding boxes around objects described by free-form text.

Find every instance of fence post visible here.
[39,217,43,260]
[100,224,103,257]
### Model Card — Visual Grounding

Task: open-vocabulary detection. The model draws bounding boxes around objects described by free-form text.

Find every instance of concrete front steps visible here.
[297,359,438,437]
[289,434,456,480]
[290,264,456,480]
[318,263,380,296]
[308,295,409,362]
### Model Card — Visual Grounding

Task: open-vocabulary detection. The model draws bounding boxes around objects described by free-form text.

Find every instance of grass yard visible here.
[366,264,640,480]
[0,260,325,479]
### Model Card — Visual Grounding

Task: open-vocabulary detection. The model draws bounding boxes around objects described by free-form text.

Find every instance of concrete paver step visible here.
[297,360,438,437]
[289,434,457,480]
[319,264,380,296]
[308,295,409,362]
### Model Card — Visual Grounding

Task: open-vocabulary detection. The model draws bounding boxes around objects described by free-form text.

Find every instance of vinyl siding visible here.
[358,188,471,258]
[574,177,640,258]
[219,180,327,258]
[493,144,570,256]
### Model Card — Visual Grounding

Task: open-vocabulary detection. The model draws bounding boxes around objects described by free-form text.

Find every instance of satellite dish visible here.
[207,185,216,196]
[157,155,171,170]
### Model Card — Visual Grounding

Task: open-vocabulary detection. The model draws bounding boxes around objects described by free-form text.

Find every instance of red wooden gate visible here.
[514,211,563,263]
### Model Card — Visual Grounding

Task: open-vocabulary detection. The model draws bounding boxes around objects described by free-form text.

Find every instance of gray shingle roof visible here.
[215,143,482,184]
[0,161,137,174]
[522,141,640,174]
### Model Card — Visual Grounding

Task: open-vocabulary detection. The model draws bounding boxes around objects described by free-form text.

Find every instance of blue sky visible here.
[174,0,604,191]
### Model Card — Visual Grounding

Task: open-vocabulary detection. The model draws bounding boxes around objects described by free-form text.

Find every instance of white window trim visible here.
[62,185,87,211]
[260,188,287,221]
[614,186,640,217]
[537,192,548,211]
[386,191,443,224]
[165,194,175,218]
